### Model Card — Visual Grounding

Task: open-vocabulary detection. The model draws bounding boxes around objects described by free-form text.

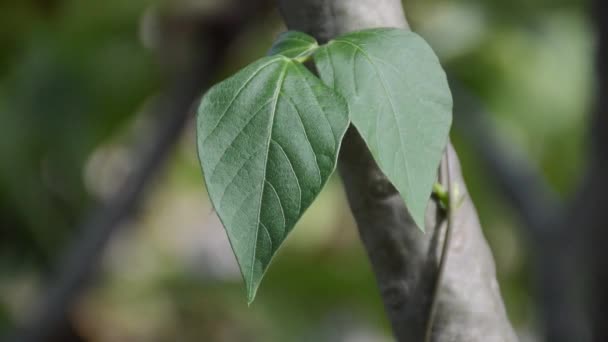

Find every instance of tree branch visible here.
[278,1,516,341]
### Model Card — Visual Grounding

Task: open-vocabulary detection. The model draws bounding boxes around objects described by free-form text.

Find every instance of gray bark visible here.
[278,1,517,341]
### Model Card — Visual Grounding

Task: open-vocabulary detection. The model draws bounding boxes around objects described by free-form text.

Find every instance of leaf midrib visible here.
[249,60,289,297]
[292,63,337,151]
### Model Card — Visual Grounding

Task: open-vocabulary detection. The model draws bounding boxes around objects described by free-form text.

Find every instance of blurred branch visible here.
[451,82,559,238]
[10,1,271,341]
[590,0,608,158]
[586,0,608,340]
[451,82,591,341]
[451,0,608,338]
[450,1,608,338]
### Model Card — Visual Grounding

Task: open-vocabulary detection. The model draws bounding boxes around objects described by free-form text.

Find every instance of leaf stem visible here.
[293,54,312,63]
[292,43,319,63]
[425,151,455,342]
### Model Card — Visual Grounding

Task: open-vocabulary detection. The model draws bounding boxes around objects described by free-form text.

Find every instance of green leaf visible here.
[197,55,349,302]
[268,31,319,60]
[314,28,452,230]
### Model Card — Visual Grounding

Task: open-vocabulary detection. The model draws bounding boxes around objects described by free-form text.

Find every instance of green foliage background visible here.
[0,0,591,340]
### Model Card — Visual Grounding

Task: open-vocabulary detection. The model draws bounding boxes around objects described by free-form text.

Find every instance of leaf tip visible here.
[409,202,428,233]
[414,215,426,233]
[246,280,260,305]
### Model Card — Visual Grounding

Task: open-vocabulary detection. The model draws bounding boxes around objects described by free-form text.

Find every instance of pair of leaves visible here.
[197,28,452,302]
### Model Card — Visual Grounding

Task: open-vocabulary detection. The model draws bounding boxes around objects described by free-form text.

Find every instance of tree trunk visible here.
[278,1,517,341]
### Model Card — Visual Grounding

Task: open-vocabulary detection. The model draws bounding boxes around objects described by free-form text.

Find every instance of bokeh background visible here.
[0,0,594,341]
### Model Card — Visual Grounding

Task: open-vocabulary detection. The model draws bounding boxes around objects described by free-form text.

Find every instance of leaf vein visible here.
[292,64,337,150]
[333,39,413,193]
[259,222,273,257]
[202,59,280,145]
[216,148,265,209]
[249,61,288,295]
[207,99,274,177]
[263,180,286,237]
[281,91,323,185]
[270,139,302,215]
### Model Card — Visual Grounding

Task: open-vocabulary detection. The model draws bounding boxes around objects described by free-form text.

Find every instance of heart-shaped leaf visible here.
[314,28,452,230]
[197,55,349,302]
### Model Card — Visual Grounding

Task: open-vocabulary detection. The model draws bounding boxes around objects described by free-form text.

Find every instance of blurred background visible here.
[0,0,596,341]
